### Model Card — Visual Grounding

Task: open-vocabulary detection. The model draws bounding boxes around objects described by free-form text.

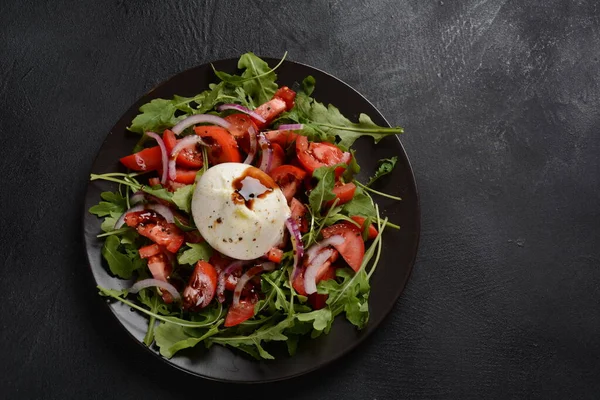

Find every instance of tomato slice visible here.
[146,253,175,303]
[139,244,161,259]
[120,146,162,171]
[163,129,203,169]
[124,211,185,253]
[296,136,350,176]
[194,126,241,164]
[292,249,339,297]
[224,300,256,327]
[325,182,356,207]
[274,86,296,110]
[224,113,258,154]
[265,247,284,263]
[182,261,218,311]
[265,130,298,149]
[269,165,307,203]
[271,143,285,170]
[290,197,309,233]
[251,97,287,129]
[321,221,365,272]
[350,216,378,240]
[172,168,198,184]
[148,177,161,187]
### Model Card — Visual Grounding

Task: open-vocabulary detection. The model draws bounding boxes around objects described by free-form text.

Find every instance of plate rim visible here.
[81,55,421,383]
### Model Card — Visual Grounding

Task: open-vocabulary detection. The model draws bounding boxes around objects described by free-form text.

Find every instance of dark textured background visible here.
[1,0,599,398]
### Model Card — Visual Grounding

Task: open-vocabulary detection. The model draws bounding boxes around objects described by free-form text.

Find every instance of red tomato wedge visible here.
[251,97,287,129]
[269,165,307,203]
[290,197,309,233]
[224,113,258,154]
[163,129,203,169]
[325,182,356,207]
[292,249,339,296]
[308,262,337,310]
[265,247,284,263]
[274,86,296,110]
[265,130,298,149]
[120,146,162,172]
[224,300,256,327]
[350,216,378,240]
[182,261,218,311]
[146,253,175,303]
[194,126,241,164]
[124,211,185,253]
[138,244,161,259]
[321,221,365,272]
[171,168,198,184]
[296,135,350,176]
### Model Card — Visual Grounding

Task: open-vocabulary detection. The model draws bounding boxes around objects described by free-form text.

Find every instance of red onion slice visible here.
[216,260,248,303]
[285,217,304,284]
[305,235,344,264]
[243,125,258,165]
[145,131,168,184]
[232,262,276,306]
[130,192,146,205]
[171,114,232,135]
[168,135,208,181]
[277,124,304,131]
[217,103,266,123]
[257,133,273,173]
[146,204,175,224]
[129,278,181,302]
[113,204,145,229]
[304,248,335,295]
[113,204,175,229]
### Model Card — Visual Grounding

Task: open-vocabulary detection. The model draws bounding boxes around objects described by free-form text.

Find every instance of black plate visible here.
[82,57,421,383]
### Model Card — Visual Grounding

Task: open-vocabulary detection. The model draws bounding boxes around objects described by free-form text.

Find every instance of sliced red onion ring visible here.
[130,192,146,205]
[171,114,232,135]
[129,278,181,302]
[146,203,175,224]
[257,133,273,173]
[304,248,335,295]
[217,103,266,123]
[243,125,258,165]
[113,204,145,229]
[145,131,168,184]
[168,135,208,181]
[216,260,248,303]
[285,218,304,284]
[113,204,175,229]
[305,235,344,264]
[278,124,304,131]
[232,262,276,306]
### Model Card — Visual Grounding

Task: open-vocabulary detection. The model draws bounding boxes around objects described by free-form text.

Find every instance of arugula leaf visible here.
[155,321,222,358]
[213,52,286,105]
[177,242,213,265]
[281,89,404,150]
[308,165,339,213]
[367,156,398,186]
[341,186,376,218]
[172,184,194,213]
[89,191,127,217]
[296,308,333,332]
[301,75,315,96]
[101,235,143,279]
[320,268,370,329]
[128,99,182,134]
[208,317,292,360]
[342,149,360,182]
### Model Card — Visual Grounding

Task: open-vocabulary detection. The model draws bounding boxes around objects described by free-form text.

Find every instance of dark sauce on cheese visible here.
[231,167,277,210]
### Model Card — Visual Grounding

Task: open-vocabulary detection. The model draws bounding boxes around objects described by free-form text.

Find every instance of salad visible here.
[89,52,404,360]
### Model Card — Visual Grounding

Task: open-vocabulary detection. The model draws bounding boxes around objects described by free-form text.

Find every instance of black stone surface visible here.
[1,0,599,398]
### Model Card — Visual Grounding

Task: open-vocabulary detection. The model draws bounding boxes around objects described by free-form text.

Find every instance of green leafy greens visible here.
[89,51,405,361]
